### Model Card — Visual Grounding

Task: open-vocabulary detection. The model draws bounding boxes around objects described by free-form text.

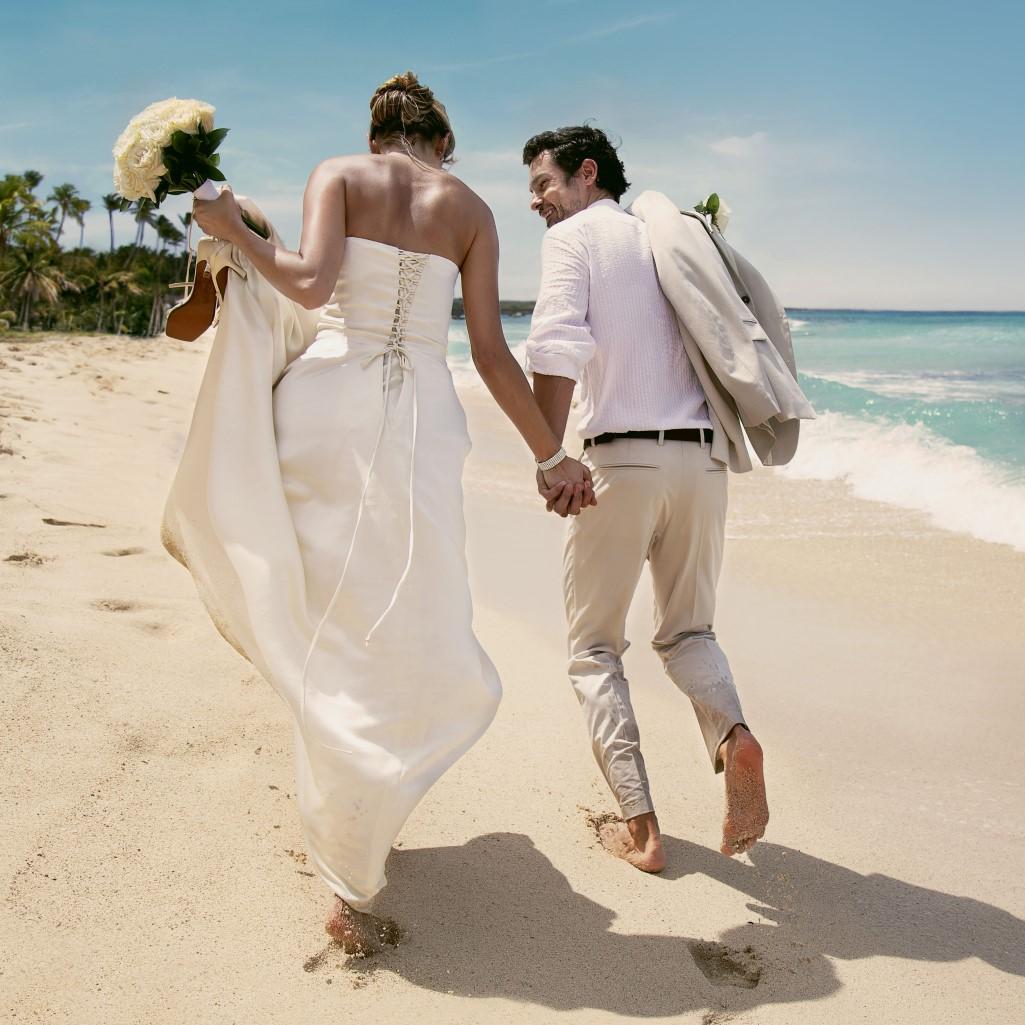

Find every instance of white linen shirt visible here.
[525,199,710,439]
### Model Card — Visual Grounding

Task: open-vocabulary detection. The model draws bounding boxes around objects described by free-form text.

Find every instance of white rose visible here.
[114,164,159,202]
[714,198,731,233]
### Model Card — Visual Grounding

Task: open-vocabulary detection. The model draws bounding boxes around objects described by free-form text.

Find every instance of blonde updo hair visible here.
[369,71,456,164]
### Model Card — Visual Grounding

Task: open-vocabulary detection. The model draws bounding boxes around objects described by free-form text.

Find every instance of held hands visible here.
[192,186,246,244]
[536,456,598,517]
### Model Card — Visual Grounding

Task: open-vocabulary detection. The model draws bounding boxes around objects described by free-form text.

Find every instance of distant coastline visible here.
[451,299,535,319]
[452,304,1025,319]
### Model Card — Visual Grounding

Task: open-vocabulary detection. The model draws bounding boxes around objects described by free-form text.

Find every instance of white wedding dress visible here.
[163,216,502,910]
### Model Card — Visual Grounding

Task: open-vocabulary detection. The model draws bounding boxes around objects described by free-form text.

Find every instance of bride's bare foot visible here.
[719,725,769,856]
[597,811,667,873]
[325,897,403,956]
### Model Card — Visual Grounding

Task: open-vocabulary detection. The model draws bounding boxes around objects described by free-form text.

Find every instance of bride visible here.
[177,71,594,954]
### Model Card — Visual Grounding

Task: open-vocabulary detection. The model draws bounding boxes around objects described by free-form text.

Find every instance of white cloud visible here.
[707,131,769,158]
[455,149,523,173]
[574,12,676,41]
[422,51,541,74]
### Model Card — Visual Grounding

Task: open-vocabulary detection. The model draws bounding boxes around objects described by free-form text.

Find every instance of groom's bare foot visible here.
[597,811,667,873]
[325,897,403,956]
[719,725,769,856]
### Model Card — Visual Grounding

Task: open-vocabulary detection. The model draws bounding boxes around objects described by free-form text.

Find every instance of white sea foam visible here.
[805,369,1025,404]
[788,318,809,330]
[780,412,1025,551]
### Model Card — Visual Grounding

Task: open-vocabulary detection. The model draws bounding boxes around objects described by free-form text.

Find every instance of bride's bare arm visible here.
[191,160,347,309]
[461,206,595,506]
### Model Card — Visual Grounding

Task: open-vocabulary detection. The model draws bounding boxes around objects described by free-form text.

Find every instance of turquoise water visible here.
[448,309,1025,549]
[789,310,1025,478]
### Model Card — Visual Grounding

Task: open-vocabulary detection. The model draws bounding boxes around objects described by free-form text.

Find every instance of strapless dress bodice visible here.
[307,236,459,363]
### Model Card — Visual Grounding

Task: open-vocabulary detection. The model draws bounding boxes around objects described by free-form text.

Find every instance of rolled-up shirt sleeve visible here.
[525,229,595,382]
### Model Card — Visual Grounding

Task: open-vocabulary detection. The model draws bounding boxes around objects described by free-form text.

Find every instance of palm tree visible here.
[133,200,157,247]
[0,244,77,329]
[47,183,80,245]
[125,201,157,268]
[0,176,26,256]
[72,196,91,249]
[102,193,120,252]
[93,266,142,332]
[147,215,187,334]
[0,173,49,255]
[154,214,185,253]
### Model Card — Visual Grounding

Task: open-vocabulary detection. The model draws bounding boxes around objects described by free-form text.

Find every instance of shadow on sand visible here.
[345,831,1024,1018]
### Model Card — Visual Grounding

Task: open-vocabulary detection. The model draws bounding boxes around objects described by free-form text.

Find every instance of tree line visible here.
[0,170,190,337]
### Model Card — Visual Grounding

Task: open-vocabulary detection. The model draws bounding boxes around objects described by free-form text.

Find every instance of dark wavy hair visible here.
[521,125,630,201]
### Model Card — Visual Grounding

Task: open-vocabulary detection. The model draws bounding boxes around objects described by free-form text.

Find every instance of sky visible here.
[2,0,1023,309]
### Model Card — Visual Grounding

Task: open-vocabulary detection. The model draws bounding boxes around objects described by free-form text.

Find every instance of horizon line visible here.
[488,303,1025,315]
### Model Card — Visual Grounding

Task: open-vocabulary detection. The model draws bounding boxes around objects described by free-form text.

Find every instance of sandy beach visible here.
[2,331,1024,1024]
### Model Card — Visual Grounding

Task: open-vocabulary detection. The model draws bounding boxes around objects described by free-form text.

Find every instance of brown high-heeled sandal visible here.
[166,237,230,341]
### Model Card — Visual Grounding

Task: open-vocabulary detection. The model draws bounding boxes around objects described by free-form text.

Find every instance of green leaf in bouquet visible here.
[170,130,191,154]
[693,202,708,215]
[206,127,229,149]
[188,156,216,178]
[706,193,720,216]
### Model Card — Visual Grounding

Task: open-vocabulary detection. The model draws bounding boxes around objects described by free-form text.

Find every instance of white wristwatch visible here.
[536,447,568,472]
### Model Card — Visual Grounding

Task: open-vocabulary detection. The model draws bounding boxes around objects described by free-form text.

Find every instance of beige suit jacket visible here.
[629,190,815,471]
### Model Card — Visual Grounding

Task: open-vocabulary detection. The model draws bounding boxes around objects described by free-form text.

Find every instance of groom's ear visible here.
[577,158,599,186]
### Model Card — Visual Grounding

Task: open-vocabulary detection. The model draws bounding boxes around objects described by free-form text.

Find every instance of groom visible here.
[522,125,769,868]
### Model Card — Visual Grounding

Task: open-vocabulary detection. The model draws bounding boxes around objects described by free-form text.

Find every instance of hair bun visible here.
[369,70,456,163]
[375,71,432,102]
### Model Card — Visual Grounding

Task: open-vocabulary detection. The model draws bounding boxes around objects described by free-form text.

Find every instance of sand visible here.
[2,332,1024,1024]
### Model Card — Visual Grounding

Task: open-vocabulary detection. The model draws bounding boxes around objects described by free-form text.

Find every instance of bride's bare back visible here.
[336,152,485,268]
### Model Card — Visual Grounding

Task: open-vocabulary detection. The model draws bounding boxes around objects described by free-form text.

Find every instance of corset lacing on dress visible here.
[300,250,429,737]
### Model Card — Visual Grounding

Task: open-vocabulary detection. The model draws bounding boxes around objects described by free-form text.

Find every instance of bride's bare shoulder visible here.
[304,154,381,187]
[444,174,494,221]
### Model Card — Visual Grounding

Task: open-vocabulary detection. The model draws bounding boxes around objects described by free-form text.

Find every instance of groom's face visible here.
[527,151,592,228]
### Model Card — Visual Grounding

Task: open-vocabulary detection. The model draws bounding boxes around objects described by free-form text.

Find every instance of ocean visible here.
[448,310,1025,552]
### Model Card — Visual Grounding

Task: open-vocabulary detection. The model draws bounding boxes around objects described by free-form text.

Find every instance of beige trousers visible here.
[564,436,746,819]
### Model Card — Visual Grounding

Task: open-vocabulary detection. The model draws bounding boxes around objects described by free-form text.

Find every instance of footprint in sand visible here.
[689,941,762,989]
[133,620,171,637]
[101,547,145,557]
[303,944,332,973]
[92,599,138,613]
[4,552,47,566]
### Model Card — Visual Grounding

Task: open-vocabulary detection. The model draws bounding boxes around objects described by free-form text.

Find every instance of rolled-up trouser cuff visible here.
[654,631,746,773]
[619,793,655,819]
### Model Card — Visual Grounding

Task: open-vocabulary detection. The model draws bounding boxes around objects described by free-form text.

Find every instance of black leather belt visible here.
[583,428,713,449]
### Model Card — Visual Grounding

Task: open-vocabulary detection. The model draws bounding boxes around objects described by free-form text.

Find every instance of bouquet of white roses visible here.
[113,98,224,204]
[112,97,266,236]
